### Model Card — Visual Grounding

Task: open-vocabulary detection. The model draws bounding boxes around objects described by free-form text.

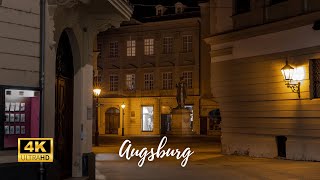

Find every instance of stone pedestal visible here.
[168,108,194,136]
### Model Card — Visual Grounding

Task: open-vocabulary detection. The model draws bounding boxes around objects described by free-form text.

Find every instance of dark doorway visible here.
[200,117,207,135]
[276,136,287,158]
[55,30,74,179]
[161,114,171,135]
[105,108,120,134]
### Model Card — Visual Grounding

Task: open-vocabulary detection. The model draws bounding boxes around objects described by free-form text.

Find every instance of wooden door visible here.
[55,31,74,179]
[105,108,120,134]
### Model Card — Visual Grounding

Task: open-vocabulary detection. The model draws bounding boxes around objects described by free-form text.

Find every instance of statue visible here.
[176,76,187,108]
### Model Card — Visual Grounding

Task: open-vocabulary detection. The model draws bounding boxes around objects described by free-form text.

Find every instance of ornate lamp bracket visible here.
[285,81,301,99]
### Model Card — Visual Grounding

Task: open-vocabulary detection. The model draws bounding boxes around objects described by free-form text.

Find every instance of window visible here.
[109,75,118,91]
[109,41,118,58]
[270,0,287,5]
[144,39,154,55]
[162,72,173,90]
[144,73,154,90]
[182,71,192,89]
[311,59,320,98]
[163,37,173,54]
[182,35,192,52]
[127,40,136,56]
[142,106,153,131]
[235,0,250,14]
[185,105,194,130]
[126,74,135,90]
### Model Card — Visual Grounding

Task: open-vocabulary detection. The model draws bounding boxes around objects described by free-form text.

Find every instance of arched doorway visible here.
[105,108,120,134]
[55,30,74,178]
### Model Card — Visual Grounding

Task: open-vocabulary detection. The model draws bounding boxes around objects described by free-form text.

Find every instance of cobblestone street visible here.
[93,136,320,180]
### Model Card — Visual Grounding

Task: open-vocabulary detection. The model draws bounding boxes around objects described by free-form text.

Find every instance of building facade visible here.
[0,0,132,179]
[206,0,320,160]
[97,0,219,136]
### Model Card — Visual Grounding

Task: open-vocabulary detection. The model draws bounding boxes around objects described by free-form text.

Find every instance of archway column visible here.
[45,1,132,177]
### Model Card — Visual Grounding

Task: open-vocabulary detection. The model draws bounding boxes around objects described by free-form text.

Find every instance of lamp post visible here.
[121,102,126,136]
[281,60,301,98]
[93,88,101,146]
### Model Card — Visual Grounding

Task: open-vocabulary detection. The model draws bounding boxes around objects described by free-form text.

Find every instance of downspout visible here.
[39,0,46,179]
[197,19,201,126]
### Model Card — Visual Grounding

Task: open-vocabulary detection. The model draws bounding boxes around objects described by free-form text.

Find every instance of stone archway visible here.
[55,30,74,179]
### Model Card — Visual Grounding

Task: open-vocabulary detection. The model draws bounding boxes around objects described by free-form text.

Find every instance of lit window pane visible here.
[142,106,153,131]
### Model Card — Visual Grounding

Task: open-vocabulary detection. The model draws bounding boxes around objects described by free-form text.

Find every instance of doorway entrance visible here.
[55,30,74,178]
[105,108,120,134]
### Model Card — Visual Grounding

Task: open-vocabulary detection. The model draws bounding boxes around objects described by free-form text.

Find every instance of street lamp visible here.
[121,102,126,136]
[93,87,101,146]
[281,60,301,98]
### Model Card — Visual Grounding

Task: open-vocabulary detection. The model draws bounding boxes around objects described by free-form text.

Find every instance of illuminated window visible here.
[109,75,118,91]
[162,72,173,90]
[126,74,135,90]
[109,41,118,58]
[144,39,154,55]
[144,73,154,90]
[163,37,173,54]
[182,71,192,89]
[182,35,192,52]
[142,106,153,132]
[127,40,136,56]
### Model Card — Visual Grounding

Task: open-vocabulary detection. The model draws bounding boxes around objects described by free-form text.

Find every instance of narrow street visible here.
[93,136,320,180]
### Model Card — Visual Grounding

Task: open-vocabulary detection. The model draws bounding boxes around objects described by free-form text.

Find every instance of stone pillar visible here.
[169,108,194,136]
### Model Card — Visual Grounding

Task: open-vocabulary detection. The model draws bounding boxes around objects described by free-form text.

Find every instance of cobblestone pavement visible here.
[93,135,320,180]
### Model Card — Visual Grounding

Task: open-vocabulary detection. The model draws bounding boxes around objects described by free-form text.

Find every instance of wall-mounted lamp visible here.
[281,60,301,98]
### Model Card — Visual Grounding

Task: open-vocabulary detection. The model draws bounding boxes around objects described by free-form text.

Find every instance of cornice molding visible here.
[205,11,320,45]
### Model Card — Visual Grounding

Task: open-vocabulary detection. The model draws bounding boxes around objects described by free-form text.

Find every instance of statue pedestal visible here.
[168,108,194,136]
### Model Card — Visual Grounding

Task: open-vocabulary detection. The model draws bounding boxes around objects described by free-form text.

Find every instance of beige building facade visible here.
[97,1,219,136]
[206,0,320,160]
[0,0,132,179]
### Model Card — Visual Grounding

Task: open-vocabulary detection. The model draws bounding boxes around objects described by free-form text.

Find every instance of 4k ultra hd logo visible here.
[18,138,53,162]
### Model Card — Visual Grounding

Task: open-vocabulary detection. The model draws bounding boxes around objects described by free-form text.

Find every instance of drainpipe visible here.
[197,19,201,127]
[39,0,46,179]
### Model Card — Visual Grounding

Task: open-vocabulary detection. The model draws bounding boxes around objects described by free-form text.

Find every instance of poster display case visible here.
[2,89,40,149]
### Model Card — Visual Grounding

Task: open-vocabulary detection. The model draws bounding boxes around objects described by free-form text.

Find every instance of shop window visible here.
[234,0,250,14]
[270,0,287,5]
[209,109,221,131]
[4,89,40,148]
[185,105,193,130]
[142,106,153,132]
